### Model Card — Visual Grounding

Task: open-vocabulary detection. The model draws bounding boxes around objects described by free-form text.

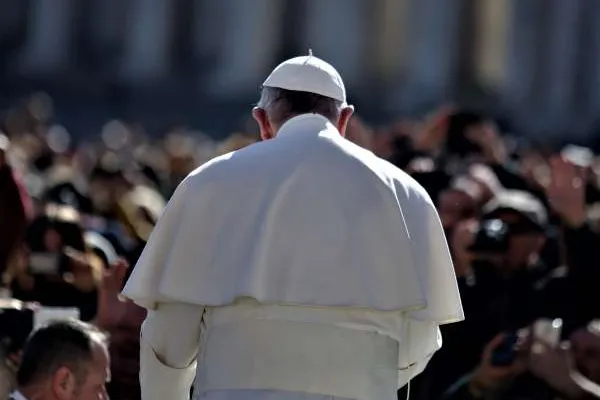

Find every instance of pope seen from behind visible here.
[122,51,465,400]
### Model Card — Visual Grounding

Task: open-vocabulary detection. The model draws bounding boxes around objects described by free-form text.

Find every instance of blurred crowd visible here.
[1,93,600,400]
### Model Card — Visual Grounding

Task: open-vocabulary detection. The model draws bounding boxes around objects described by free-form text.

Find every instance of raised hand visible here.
[528,340,582,397]
[94,258,130,329]
[469,332,529,396]
[465,122,507,165]
[545,156,587,228]
[410,105,454,154]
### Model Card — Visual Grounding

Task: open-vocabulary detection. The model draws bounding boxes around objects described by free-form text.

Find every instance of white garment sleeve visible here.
[397,317,442,387]
[140,303,205,400]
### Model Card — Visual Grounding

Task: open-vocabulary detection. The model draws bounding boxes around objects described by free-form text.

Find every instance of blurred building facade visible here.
[1,0,600,140]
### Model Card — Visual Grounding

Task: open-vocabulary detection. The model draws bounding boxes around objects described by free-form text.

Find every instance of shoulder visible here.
[177,142,275,191]
[183,146,257,181]
[187,151,236,177]
[165,152,235,200]
[371,155,435,207]
[334,138,434,206]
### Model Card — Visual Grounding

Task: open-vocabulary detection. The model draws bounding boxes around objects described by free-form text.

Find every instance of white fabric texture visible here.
[122,114,463,325]
[139,299,442,400]
[129,113,464,399]
[195,390,355,400]
[140,303,201,400]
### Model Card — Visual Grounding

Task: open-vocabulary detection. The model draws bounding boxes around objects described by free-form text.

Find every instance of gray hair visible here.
[257,87,344,125]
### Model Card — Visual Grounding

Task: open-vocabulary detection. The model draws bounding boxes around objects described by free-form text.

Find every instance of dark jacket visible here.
[0,165,29,274]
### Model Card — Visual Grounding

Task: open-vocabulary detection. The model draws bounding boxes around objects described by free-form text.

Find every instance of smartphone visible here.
[491,332,519,366]
[28,252,60,275]
[33,307,80,329]
[533,318,563,347]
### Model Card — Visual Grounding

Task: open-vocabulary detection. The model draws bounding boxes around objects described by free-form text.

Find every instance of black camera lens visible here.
[468,219,510,253]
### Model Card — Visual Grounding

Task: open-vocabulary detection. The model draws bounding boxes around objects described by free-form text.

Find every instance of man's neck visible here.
[275,113,338,138]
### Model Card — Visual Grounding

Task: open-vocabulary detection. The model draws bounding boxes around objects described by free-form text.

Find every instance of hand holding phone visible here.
[471,332,528,394]
[491,332,519,367]
[532,318,563,354]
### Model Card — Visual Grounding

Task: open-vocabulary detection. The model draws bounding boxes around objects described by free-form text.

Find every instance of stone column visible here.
[502,0,548,138]
[118,0,174,83]
[203,0,283,99]
[0,0,25,42]
[88,0,128,54]
[538,0,581,119]
[16,0,76,75]
[577,0,600,121]
[472,0,510,89]
[404,0,465,94]
[371,0,410,84]
[191,0,223,65]
[303,0,367,90]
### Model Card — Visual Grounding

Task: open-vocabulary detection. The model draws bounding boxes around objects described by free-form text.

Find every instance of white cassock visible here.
[122,114,464,400]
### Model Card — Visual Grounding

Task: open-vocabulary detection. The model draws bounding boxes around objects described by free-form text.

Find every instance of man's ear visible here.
[337,106,355,137]
[52,366,76,399]
[252,107,275,141]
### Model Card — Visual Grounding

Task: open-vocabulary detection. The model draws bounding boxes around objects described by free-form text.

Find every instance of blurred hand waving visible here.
[545,156,587,228]
[95,258,129,329]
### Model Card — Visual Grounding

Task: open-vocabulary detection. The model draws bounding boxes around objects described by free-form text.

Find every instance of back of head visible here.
[17,320,107,390]
[254,52,354,136]
[257,87,344,126]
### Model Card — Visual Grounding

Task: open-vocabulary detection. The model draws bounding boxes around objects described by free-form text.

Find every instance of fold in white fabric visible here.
[123,114,463,324]
[140,300,442,400]
[140,303,202,400]
[195,390,355,400]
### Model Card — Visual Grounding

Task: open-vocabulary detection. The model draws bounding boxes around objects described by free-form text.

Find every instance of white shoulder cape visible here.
[122,114,463,323]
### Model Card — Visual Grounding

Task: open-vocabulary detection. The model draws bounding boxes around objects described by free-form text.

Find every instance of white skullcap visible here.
[262,50,347,105]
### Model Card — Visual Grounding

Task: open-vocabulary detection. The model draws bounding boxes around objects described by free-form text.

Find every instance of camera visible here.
[468,219,510,255]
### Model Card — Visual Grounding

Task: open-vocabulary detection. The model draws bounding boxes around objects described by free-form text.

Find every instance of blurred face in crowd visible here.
[571,326,600,384]
[89,172,133,217]
[495,211,545,269]
[438,183,480,230]
[438,189,475,229]
[53,342,110,400]
[88,177,113,214]
[43,227,62,252]
[507,232,543,269]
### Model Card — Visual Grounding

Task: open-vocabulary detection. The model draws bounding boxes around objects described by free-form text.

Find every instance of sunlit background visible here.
[4,4,600,399]
[0,0,599,141]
